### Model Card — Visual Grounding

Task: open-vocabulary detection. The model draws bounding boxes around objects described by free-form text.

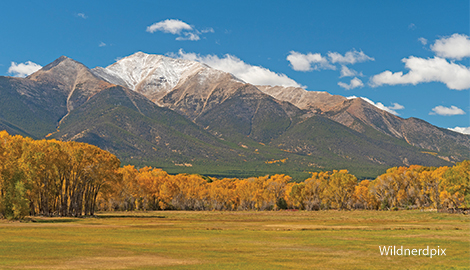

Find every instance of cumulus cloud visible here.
[370,56,470,90]
[347,96,405,115]
[287,49,374,72]
[338,77,364,90]
[429,105,466,116]
[146,19,213,41]
[172,49,303,88]
[146,19,192,34]
[328,49,374,65]
[286,51,335,71]
[176,32,200,41]
[418,37,428,45]
[99,42,106,47]
[8,61,42,77]
[448,126,470,135]
[340,65,363,78]
[286,50,372,89]
[431,33,470,60]
[388,103,405,111]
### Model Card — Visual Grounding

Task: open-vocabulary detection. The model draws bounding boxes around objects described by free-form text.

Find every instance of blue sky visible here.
[1,0,469,133]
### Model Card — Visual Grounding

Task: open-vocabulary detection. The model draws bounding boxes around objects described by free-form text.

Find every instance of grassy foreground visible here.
[0,210,468,269]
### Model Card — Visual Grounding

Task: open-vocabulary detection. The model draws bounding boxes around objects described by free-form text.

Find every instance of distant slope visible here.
[28,56,112,112]
[271,115,451,174]
[260,85,470,163]
[51,85,239,166]
[400,117,470,161]
[0,53,466,180]
[257,85,346,112]
[0,76,67,138]
[49,85,313,179]
[325,98,470,162]
[160,76,301,144]
[0,56,113,139]
[91,52,234,103]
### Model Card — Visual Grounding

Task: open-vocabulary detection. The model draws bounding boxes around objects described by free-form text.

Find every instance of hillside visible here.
[0,52,468,179]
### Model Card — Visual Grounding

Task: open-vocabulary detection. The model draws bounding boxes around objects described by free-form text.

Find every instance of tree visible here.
[266,174,290,210]
[302,172,328,210]
[0,132,30,219]
[11,181,29,220]
[353,180,377,209]
[324,170,357,210]
[440,161,470,210]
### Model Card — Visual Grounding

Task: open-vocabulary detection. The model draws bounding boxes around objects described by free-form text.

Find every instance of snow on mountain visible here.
[91,52,242,102]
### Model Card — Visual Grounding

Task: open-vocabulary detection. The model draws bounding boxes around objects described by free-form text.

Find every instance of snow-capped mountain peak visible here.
[91,52,237,102]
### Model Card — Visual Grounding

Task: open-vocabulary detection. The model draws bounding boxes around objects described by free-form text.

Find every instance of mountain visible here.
[257,85,346,112]
[50,85,246,169]
[0,76,67,138]
[29,56,112,112]
[0,52,468,179]
[91,52,224,104]
[93,52,301,143]
[0,56,112,139]
[259,85,470,163]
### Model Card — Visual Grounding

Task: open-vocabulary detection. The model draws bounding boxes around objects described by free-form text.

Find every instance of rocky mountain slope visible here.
[260,85,470,162]
[0,52,467,179]
[29,56,112,112]
[257,85,346,112]
[91,52,241,104]
[0,76,67,138]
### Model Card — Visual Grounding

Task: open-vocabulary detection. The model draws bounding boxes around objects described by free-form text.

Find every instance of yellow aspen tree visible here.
[440,161,470,210]
[324,170,357,210]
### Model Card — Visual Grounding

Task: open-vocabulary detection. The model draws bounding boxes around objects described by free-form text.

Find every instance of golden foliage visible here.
[0,130,468,216]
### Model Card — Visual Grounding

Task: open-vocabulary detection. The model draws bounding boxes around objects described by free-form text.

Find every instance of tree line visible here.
[0,131,468,219]
[0,131,120,219]
[100,163,469,212]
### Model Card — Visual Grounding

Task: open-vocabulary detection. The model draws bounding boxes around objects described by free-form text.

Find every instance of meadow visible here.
[0,210,468,269]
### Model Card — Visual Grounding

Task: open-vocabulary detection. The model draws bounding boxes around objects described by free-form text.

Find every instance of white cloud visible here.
[286,49,374,89]
[146,19,213,41]
[328,49,374,65]
[286,51,335,71]
[201,28,214,33]
[338,77,364,90]
[370,56,470,90]
[430,105,466,116]
[146,19,192,34]
[340,65,363,78]
[431,33,470,60]
[99,42,106,47]
[77,13,87,19]
[173,49,303,88]
[388,103,405,111]
[418,37,428,45]
[448,126,470,135]
[176,32,200,41]
[346,96,405,115]
[8,61,42,77]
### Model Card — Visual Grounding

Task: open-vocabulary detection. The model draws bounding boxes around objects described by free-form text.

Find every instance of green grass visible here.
[0,210,468,269]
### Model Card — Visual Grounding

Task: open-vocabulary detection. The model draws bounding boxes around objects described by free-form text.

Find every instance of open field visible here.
[0,210,468,269]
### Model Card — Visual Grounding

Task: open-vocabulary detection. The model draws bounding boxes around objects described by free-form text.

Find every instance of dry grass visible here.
[0,210,468,269]
[17,255,197,269]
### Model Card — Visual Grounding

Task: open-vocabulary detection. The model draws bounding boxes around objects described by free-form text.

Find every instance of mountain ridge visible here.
[0,52,467,179]
[28,55,113,112]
